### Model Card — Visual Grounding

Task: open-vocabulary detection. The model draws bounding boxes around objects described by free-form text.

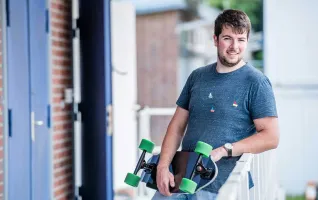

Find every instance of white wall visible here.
[111,1,138,191]
[264,0,318,195]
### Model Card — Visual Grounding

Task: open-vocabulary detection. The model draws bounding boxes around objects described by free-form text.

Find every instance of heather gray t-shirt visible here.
[176,62,278,193]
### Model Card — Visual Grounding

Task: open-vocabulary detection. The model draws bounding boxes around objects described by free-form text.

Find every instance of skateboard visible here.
[124,139,218,194]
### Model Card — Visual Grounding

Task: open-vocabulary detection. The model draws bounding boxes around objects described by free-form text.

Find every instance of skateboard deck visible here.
[124,139,218,194]
[141,151,218,194]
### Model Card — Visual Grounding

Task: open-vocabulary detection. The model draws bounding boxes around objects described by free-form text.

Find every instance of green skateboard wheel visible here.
[194,141,213,157]
[124,173,141,187]
[139,139,155,153]
[179,178,197,194]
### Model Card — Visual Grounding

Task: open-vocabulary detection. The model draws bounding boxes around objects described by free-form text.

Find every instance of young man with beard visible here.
[152,9,279,200]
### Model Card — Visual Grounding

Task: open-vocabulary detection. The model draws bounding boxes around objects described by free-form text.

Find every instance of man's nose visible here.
[231,40,239,49]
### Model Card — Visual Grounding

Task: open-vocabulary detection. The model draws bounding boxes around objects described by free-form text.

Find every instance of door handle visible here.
[31,112,44,142]
[34,121,44,126]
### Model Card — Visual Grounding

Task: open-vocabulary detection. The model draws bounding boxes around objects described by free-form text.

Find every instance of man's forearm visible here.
[157,107,189,168]
[157,128,184,168]
[232,130,279,157]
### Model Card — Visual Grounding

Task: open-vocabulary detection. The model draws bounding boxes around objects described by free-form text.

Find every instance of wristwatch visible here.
[223,143,233,157]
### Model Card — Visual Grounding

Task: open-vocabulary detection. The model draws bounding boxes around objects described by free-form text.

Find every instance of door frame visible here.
[2,0,9,198]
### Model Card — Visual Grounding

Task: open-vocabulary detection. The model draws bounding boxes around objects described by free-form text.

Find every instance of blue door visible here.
[7,0,50,199]
[7,0,32,199]
[29,0,50,199]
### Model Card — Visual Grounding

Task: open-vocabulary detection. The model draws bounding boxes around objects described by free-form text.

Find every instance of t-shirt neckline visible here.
[211,62,250,77]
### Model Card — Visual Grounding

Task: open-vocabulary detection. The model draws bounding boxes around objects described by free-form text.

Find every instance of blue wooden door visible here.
[29,0,50,199]
[6,0,50,199]
[7,0,32,199]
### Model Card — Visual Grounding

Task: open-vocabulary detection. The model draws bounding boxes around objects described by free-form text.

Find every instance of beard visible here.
[218,51,242,67]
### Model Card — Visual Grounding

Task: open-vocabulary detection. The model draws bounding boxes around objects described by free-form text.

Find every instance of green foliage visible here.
[286,195,305,200]
[206,0,263,31]
[253,50,263,60]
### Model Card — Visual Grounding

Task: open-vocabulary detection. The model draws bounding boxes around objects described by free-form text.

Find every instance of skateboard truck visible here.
[195,162,215,179]
[179,141,213,194]
[124,139,155,187]
[133,152,156,175]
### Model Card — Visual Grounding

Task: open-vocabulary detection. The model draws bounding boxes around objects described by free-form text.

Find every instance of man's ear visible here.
[213,35,218,47]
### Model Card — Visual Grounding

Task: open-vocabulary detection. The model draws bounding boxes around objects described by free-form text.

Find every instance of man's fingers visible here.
[158,178,171,196]
[169,174,175,188]
[156,168,174,196]
[163,181,172,196]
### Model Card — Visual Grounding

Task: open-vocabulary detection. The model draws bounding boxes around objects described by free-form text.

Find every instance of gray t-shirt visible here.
[176,62,278,193]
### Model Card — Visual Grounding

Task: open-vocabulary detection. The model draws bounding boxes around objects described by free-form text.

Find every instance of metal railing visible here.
[217,150,284,200]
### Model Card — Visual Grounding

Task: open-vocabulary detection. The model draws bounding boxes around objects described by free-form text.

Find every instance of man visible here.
[152,9,279,200]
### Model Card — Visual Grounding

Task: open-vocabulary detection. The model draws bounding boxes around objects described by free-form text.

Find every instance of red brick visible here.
[52,40,71,48]
[51,2,70,13]
[53,123,73,132]
[51,11,70,21]
[51,1,73,198]
[52,77,72,86]
[52,68,72,77]
[51,21,70,30]
[54,183,72,197]
[52,50,72,58]
[54,174,73,188]
[53,104,72,112]
[53,130,72,139]
[54,166,72,178]
[53,148,73,160]
[52,31,71,40]
[53,59,72,67]
[54,157,73,169]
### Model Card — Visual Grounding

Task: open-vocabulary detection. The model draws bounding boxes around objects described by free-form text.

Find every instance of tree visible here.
[205,0,263,32]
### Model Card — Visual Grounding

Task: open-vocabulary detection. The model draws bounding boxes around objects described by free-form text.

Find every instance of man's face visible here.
[213,26,248,67]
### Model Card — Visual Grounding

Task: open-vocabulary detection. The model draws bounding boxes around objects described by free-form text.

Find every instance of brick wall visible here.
[136,11,180,145]
[0,2,4,198]
[50,1,73,199]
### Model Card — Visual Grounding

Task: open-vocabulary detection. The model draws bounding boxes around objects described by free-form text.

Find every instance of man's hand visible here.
[156,166,175,196]
[211,146,228,162]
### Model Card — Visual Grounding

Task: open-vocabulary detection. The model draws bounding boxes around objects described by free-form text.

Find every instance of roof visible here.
[126,0,187,15]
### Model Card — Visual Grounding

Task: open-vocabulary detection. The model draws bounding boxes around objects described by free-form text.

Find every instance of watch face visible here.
[225,143,232,149]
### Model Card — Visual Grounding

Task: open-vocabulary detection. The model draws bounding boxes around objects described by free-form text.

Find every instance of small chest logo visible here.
[208,93,213,99]
[210,106,215,112]
[233,101,238,107]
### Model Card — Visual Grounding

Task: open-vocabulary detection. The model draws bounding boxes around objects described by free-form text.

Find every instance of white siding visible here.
[264,0,318,195]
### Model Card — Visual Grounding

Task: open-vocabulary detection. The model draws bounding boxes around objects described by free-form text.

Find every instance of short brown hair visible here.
[214,9,251,39]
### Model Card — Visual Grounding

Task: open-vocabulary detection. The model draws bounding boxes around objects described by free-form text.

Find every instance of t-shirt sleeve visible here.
[176,71,196,110]
[249,77,278,119]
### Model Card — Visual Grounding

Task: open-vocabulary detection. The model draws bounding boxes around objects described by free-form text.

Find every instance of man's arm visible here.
[156,106,189,196]
[157,106,189,168]
[232,116,279,156]
[211,116,279,161]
